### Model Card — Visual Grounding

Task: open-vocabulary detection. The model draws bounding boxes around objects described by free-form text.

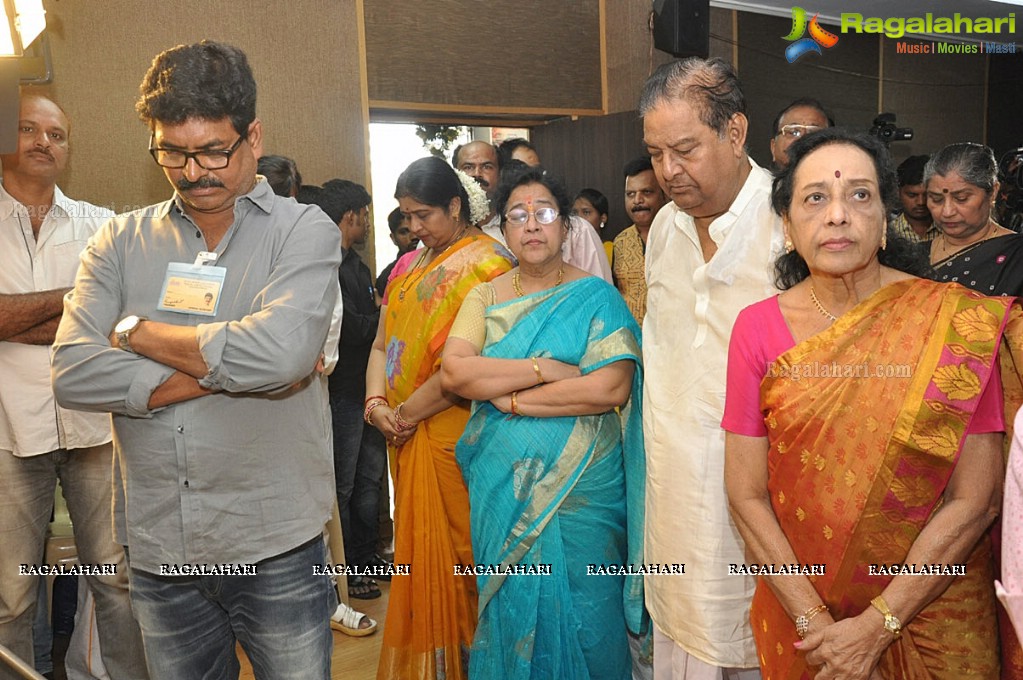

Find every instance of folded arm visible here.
[491,360,633,417]
[0,289,69,343]
[193,213,342,393]
[441,336,581,400]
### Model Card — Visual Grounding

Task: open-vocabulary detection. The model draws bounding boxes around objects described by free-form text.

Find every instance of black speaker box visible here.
[653,0,710,59]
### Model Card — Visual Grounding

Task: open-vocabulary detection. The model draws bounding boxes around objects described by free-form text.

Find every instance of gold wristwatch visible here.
[870,595,902,638]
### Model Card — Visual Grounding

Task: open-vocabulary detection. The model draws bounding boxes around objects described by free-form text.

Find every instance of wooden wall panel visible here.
[739,13,879,169]
[364,0,602,113]
[34,0,368,213]
[531,111,648,233]
[881,39,986,161]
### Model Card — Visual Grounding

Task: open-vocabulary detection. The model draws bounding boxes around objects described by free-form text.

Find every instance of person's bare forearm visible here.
[400,372,463,423]
[148,371,213,409]
[0,290,69,340]
[493,362,634,417]
[5,317,61,345]
[124,321,208,378]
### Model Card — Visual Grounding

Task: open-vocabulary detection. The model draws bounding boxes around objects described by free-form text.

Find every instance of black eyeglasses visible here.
[504,207,560,225]
[149,134,247,170]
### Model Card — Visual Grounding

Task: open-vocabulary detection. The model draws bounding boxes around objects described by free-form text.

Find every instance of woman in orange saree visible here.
[366,157,513,680]
[724,129,1023,680]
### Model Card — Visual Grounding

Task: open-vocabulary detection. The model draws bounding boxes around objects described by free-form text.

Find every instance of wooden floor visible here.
[238,581,390,680]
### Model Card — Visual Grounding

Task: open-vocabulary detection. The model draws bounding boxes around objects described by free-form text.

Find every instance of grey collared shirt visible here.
[52,179,342,573]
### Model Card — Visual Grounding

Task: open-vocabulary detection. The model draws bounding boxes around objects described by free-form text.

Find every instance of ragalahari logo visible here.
[784,7,840,62]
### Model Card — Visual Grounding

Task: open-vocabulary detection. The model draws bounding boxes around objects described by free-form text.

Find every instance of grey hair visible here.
[923,142,998,193]
[638,57,746,137]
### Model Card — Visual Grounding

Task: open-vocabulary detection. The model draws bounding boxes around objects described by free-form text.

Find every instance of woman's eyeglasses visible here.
[504,207,560,225]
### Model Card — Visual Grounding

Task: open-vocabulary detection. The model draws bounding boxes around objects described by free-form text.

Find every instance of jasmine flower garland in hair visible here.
[454,169,491,226]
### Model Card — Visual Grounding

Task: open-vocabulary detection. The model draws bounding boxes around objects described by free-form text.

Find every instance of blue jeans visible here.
[128,537,334,680]
[330,393,387,566]
[0,444,147,680]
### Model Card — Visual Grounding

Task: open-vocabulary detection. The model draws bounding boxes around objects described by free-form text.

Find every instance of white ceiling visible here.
[711,0,1023,44]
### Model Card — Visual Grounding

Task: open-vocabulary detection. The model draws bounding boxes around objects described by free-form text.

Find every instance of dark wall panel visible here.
[365,0,602,112]
[531,111,647,233]
[881,39,986,161]
[739,13,879,169]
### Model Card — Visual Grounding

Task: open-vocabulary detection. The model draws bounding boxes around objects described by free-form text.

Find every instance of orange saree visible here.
[376,234,513,680]
[754,279,1023,680]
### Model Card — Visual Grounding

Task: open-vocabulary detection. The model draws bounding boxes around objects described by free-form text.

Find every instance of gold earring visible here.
[784,238,794,253]
[880,229,887,250]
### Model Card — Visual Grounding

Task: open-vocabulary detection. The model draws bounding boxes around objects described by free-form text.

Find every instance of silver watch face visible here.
[115,315,141,334]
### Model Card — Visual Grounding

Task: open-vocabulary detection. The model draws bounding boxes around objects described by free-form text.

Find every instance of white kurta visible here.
[642,161,784,667]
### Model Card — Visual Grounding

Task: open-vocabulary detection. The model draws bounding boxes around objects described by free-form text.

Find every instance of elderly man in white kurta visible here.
[640,58,784,680]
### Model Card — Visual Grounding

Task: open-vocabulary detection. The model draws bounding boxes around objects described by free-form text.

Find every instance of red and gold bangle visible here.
[364,394,387,405]
[394,402,417,432]
[363,397,388,425]
[510,391,520,416]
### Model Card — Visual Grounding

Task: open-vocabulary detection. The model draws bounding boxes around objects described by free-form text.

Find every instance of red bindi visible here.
[835,170,841,178]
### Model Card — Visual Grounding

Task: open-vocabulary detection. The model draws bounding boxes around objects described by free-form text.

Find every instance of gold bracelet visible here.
[531,357,545,384]
[510,391,520,416]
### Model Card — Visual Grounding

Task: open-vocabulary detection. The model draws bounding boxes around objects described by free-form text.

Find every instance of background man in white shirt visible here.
[0,92,147,679]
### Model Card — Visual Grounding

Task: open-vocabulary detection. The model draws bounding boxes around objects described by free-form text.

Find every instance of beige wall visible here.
[37,0,368,214]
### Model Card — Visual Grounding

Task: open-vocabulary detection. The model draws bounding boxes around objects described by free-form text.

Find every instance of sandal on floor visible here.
[365,553,394,581]
[348,575,381,600]
[330,602,377,637]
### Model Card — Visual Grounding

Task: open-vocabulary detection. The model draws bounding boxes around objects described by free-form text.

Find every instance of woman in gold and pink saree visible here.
[724,129,1023,680]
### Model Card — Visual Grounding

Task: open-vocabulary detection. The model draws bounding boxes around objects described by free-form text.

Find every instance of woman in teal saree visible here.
[441,166,647,680]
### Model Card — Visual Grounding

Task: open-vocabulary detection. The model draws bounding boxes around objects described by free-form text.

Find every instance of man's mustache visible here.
[177,176,225,191]
[631,206,650,213]
[473,176,490,190]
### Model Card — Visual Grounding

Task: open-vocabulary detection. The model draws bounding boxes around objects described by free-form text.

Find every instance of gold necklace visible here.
[809,286,838,322]
[396,250,430,301]
[395,225,470,301]
[513,266,564,297]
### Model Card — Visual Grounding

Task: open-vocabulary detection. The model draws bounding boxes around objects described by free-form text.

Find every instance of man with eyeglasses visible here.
[769,98,833,170]
[52,41,341,678]
[0,91,149,679]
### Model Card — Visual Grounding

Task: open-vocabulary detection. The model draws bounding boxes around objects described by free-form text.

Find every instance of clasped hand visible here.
[797,613,889,680]
[369,406,416,447]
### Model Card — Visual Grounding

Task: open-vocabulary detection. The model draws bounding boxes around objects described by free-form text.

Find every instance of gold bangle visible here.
[531,357,545,384]
[510,391,520,416]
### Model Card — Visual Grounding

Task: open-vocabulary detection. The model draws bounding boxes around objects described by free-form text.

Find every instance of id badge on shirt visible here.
[157,262,226,316]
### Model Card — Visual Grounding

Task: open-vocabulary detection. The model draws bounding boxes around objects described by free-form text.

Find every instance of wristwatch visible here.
[870,595,902,638]
[114,315,146,352]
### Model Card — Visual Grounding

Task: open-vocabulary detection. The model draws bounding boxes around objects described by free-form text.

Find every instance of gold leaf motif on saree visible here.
[932,363,981,401]
[951,305,998,342]
[912,424,960,460]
